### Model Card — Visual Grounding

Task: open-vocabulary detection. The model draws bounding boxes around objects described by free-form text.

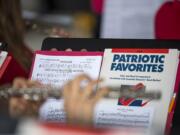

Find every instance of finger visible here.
[13,77,28,88]
[80,49,87,52]
[91,87,109,105]
[40,83,53,90]
[71,74,91,98]
[27,100,42,117]
[26,80,43,88]
[63,80,73,100]
[65,48,72,51]
[81,79,101,100]
[62,80,74,114]
[9,97,28,117]
[50,48,58,51]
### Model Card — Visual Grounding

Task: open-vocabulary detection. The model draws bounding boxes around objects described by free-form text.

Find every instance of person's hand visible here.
[9,78,44,118]
[62,74,109,126]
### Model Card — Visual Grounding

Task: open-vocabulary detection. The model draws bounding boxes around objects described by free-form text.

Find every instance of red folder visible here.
[0,53,29,85]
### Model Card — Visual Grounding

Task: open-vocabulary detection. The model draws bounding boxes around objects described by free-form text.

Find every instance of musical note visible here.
[39,99,66,122]
[94,100,154,129]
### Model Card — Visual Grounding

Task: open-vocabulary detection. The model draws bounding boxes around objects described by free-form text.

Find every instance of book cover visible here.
[96,48,179,135]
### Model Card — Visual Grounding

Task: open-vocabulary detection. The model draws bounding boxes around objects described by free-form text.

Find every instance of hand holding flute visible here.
[5,74,161,125]
[8,74,109,125]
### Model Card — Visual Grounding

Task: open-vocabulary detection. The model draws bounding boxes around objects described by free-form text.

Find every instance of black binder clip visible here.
[0,42,8,51]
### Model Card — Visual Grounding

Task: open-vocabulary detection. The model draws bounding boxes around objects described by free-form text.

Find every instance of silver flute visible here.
[0,86,161,101]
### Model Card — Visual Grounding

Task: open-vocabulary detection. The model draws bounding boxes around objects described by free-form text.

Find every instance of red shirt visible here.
[91,0,104,15]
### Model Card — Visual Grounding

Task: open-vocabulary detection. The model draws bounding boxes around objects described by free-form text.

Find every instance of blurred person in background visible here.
[0,0,69,76]
[0,0,32,74]
[0,0,68,123]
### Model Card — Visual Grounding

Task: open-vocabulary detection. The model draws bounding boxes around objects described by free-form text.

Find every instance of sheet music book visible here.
[101,0,163,39]
[97,48,179,135]
[30,51,103,121]
[29,49,179,134]
[0,51,28,84]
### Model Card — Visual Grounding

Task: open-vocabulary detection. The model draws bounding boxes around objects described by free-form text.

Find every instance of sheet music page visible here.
[31,53,102,87]
[39,98,66,122]
[94,99,154,131]
[101,0,164,39]
[0,51,8,68]
[31,52,102,122]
